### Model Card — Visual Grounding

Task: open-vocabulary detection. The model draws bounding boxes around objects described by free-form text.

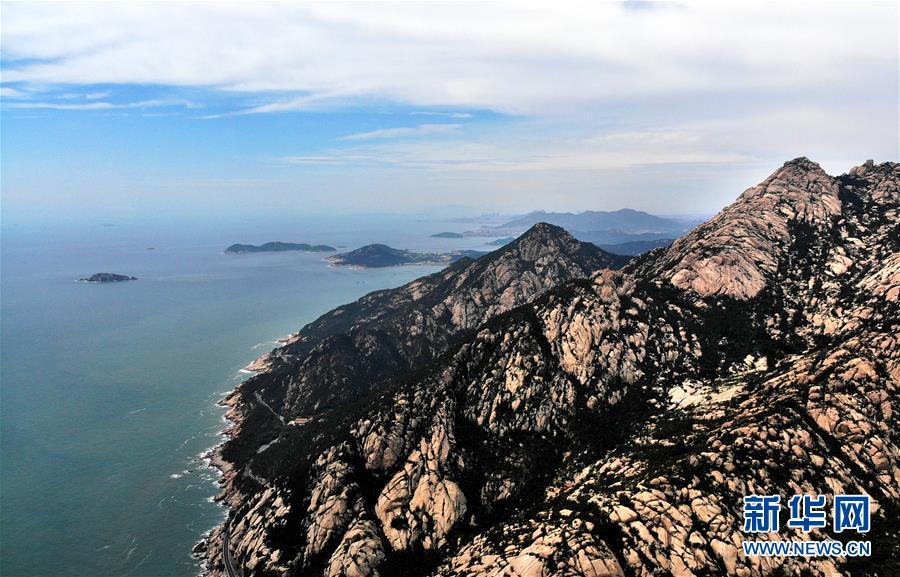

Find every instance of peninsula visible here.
[326,244,485,268]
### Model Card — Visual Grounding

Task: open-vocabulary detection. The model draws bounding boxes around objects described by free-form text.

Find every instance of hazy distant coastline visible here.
[327,244,485,268]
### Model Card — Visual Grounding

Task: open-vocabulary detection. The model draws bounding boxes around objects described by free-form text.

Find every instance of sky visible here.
[1,1,898,223]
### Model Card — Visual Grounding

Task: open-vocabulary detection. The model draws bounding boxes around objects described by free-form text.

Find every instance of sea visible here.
[0,214,497,577]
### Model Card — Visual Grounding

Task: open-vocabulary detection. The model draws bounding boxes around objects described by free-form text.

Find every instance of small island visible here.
[327,244,485,268]
[488,237,515,246]
[80,273,137,283]
[430,231,464,238]
[225,242,336,254]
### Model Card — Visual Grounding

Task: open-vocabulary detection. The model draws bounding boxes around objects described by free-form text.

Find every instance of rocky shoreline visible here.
[195,329,311,576]
[193,385,246,576]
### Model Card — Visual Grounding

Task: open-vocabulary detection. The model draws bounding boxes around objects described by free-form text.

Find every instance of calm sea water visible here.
[0,215,494,577]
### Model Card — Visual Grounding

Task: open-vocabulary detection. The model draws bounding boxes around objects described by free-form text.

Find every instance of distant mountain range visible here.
[466,208,700,246]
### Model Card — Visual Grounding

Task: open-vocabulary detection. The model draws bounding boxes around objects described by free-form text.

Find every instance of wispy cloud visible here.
[0,87,27,98]
[411,111,472,119]
[236,91,357,115]
[3,98,196,111]
[282,126,753,172]
[338,123,461,142]
[57,91,111,100]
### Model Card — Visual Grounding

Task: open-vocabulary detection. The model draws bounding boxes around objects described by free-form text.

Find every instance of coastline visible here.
[193,334,296,576]
[240,334,299,373]
[192,374,248,576]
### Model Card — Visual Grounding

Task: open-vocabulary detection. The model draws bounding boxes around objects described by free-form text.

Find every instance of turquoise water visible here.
[0,216,490,577]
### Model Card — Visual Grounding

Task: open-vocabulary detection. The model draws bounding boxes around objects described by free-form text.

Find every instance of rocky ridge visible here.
[200,159,899,577]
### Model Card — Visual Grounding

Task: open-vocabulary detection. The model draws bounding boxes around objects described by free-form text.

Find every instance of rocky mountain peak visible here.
[779,155,825,172]
[646,158,843,300]
[514,221,570,240]
[734,156,840,223]
[496,222,580,258]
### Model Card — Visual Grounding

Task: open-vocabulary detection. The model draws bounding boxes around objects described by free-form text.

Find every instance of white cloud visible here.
[339,123,462,141]
[283,127,750,172]
[1,2,896,217]
[1,2,895,116]
[3,98,195,111]
[281,98,895,176]
[58,91,109,100]
[1,87,27,98]
[412,111,473,119]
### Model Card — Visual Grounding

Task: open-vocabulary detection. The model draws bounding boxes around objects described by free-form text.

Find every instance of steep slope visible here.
[201,159,899,577]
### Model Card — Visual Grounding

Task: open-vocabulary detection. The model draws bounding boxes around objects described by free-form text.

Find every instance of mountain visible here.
[199,160,899,577]
[221,224,626,442]
[500,208,683,233]
[226,242,336,253]
[466,209,692,245]
[326,244,485,268]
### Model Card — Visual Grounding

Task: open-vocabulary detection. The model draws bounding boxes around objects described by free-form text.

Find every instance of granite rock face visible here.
[654,157,841,299]
[201,159,899,577]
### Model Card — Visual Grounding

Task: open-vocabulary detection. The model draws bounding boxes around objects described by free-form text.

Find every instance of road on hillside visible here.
[223,521,241,577]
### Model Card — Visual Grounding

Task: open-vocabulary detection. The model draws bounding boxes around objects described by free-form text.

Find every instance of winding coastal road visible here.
[223,521,241,577]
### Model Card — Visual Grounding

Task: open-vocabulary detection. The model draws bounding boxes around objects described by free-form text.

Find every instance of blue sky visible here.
[2,2,897,223]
